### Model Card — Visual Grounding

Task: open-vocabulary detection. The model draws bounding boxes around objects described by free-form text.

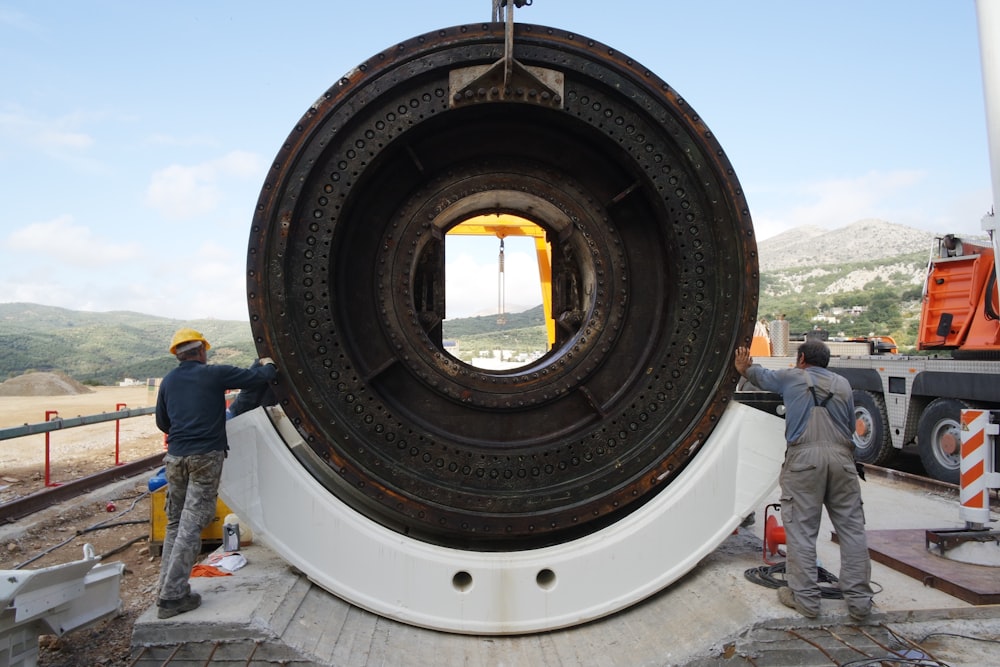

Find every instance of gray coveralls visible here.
[780,372,873,618]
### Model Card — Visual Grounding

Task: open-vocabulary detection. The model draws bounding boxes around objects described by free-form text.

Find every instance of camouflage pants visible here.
[157,450,226,601]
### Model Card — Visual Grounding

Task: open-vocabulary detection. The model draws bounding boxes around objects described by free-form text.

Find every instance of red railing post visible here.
[44,410,61,487]
[114,403,127,466]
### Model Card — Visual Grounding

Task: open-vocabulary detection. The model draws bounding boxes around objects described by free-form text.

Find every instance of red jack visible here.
[763,503,786,565]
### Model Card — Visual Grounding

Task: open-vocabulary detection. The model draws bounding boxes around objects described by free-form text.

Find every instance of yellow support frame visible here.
[447,214,554,347]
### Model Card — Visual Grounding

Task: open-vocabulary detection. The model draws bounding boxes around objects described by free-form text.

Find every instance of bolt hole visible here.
[536,568,556,590]
[452,570,473,592]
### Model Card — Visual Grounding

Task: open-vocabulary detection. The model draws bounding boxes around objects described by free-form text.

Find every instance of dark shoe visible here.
[849,603,872,622]
[777,586,818,619]
[157,592,202,619]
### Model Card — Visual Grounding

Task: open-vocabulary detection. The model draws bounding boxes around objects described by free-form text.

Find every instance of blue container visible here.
[148,467,167,492]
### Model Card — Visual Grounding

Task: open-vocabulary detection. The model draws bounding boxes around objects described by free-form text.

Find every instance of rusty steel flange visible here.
[246,22,758,549]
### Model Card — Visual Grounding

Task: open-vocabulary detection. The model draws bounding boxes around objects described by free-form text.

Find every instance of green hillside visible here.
[0,303,256,385]
[0,303,548,385]
[758,251,928,347]
[443,306,548,363]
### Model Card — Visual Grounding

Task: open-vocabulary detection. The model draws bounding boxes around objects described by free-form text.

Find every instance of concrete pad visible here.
[132,546,301,644]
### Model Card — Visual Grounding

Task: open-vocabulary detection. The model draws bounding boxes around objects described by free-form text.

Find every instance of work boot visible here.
[777,586,818,619]
[157,591,202,619]
[848,601,872,622]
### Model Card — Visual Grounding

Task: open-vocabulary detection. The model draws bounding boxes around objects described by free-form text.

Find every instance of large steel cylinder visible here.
[246,22,758,551]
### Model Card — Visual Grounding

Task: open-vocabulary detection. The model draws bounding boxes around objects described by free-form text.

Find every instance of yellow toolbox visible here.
[149,486,232,556]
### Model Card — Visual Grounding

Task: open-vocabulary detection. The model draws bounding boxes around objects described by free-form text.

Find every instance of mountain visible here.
[758,219,937,271]
[752,219,973,344]
[757,219,948,306]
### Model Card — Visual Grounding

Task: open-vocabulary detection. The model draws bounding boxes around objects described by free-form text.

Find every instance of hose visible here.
[744,562,846,599]
[744,561,884,600]
[13,490,150,569]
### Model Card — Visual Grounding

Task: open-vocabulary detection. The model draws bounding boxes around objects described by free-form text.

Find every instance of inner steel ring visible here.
[246,23,758,549]
[378,163,625,416]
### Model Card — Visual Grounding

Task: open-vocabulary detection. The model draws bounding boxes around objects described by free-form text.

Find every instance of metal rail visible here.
[865,462,962,496]
[0,452,163,523]
[0,406,156,440]
[1,405,163,521]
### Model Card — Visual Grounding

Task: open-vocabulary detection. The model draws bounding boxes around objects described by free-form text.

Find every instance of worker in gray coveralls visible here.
[154,328,277,619]
[734,340,873,621]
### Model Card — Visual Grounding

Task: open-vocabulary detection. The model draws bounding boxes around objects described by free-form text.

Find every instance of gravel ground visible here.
[1,382,166,666]
[2,477,160,667]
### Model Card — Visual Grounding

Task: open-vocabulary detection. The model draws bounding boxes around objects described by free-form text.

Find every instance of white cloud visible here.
[445,240,543,319]
[0,108,96,156]
[148,241,250,320]
[37,129,94,150]
[187,290,250,322]
[144,164,220,219]
[144,150,265,220]
[187,242,245,290]
[913,186,995,235]
[750,169,929,241]
[144,133,219,148]
[0,270,160,316]
[5,215,141,267]
[0,238,252,321]
[210,151,262,179]
[0,279,78,307]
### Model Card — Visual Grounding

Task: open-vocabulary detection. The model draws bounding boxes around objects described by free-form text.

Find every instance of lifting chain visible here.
[495,0,533,87]
[492,0,533,23]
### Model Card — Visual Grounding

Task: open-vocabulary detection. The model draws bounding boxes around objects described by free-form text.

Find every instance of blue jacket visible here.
[156,360,277,456]
[226,359,277,419]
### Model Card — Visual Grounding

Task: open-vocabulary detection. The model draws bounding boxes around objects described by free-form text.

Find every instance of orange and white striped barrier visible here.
[960,408,999,526]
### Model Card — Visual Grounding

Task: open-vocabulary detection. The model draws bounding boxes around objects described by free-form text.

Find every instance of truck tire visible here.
[917,398,971,484]
[852,390,894,465]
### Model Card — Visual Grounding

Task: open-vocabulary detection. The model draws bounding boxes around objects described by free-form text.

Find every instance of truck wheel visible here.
[852,390,894,465]
[917,398,971,484]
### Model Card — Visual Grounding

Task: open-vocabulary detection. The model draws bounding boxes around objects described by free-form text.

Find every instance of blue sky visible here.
[0,1,993,321]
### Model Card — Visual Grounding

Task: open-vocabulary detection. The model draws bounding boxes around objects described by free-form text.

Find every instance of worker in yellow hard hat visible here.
[154,327,277,619]
[168,327,211,355]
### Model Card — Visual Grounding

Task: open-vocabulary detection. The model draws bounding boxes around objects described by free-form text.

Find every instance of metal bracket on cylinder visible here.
[449,62,563,108]
[452,0,560,108]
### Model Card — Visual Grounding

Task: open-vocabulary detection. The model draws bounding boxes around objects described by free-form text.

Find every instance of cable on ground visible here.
[837,658,950,667]
[916,631,1000,647]
[744,561,845,598]
[14,490,150,569]
[744,561,884,599]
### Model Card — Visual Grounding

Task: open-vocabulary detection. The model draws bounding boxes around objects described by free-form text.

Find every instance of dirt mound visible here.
[0,371,95,396]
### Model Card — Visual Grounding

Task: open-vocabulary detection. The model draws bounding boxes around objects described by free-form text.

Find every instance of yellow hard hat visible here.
[169,328,211,354]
